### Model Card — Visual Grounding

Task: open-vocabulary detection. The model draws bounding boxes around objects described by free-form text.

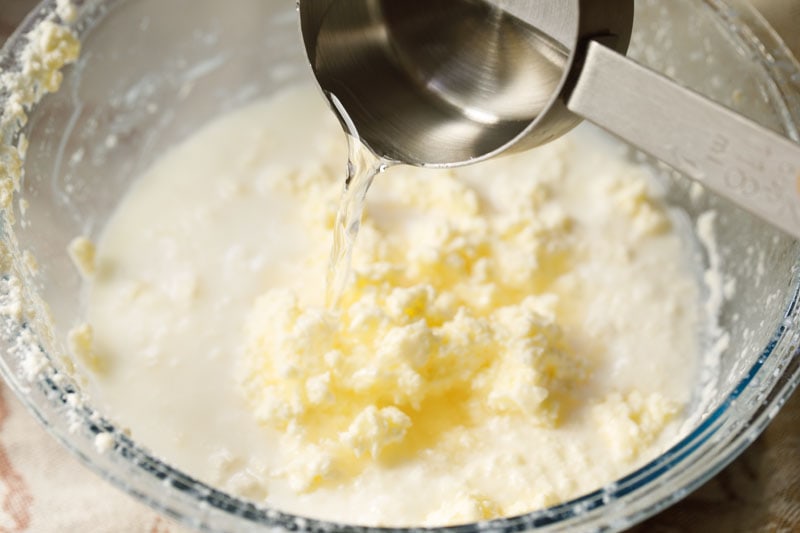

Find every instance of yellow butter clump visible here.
[239,164,587,491]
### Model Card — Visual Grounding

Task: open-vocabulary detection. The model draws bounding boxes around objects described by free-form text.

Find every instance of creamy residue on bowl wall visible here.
[0,6,81,383]
[0,3,728,529]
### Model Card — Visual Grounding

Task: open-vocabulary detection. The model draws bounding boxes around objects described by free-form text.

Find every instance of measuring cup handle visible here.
[568,40,800,239]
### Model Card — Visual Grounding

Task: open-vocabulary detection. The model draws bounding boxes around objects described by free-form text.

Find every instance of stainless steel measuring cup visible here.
[299,0,800,240]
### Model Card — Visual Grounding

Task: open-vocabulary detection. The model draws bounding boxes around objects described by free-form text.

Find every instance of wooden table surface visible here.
[1,1,799,532]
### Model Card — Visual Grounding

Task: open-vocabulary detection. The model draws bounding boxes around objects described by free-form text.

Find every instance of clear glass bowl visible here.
[0,0,799,531]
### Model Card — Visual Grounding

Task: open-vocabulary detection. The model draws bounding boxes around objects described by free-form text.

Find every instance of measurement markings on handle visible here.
[669,131,800,227]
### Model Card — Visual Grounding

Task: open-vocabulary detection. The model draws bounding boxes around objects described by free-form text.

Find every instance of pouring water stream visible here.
[325,96,394,307]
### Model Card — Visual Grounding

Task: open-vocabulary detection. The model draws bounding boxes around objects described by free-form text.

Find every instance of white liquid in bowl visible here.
[77,85,702,527]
